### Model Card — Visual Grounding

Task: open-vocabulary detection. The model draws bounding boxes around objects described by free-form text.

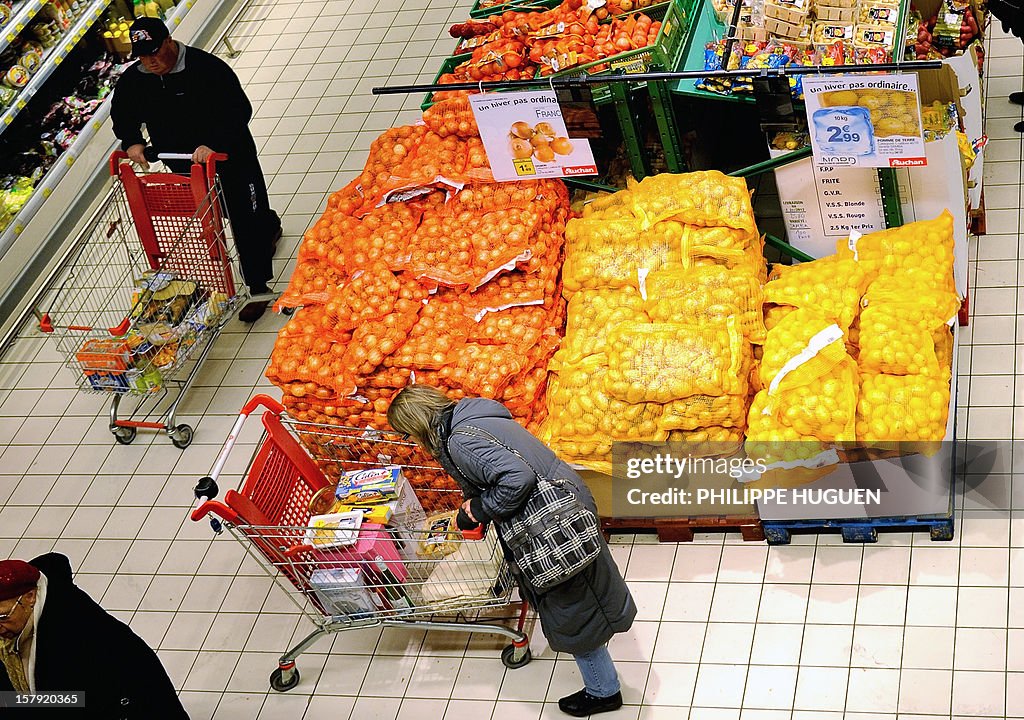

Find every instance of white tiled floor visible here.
[0,0,1023,718]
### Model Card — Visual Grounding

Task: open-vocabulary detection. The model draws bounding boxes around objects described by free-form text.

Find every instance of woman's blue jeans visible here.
[573,644,620,698]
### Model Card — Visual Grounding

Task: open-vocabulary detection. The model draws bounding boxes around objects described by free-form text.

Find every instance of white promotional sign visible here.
[803,74,927,169]
[469,90,598,182]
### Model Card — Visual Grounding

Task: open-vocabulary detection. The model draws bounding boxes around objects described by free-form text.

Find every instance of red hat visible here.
[0,560,40,601]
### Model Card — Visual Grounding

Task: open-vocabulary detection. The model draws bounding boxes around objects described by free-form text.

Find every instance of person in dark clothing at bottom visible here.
[989,0,1024,131]
[387,385,637,717]
[110,17,281,322]
[0,555,189,719]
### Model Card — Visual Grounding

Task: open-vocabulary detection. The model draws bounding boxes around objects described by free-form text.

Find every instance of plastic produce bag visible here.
[605,321,749,404]
[553,287,647,366]
[628,171,757,232]
[857,372,950,443]
[643,265,766,343]
[836,210,957,294]
[763,255,867,330]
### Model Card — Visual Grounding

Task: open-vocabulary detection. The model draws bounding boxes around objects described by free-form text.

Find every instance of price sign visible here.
[469,90,598,182]
[803,73,926,168]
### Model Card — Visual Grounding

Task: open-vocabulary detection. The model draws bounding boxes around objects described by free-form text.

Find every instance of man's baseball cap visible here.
[129,17,170,57]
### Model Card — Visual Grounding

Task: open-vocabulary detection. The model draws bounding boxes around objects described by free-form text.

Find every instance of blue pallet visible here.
[762,512,955,545]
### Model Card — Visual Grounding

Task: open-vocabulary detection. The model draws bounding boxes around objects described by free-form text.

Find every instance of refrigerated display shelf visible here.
[0,0,47,55]
[0,0,112,135]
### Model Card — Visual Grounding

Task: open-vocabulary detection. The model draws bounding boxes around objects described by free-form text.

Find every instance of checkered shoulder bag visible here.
[449,425,602,591]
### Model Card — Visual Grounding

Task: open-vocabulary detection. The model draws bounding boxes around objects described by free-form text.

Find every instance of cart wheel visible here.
[113,426,137,445]
[501,643,532,669]
[270,666,300,692]
[170,424,194,449]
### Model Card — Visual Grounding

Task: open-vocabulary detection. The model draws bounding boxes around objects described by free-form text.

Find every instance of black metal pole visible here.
[720,0,746,73]
[372,61,944,95]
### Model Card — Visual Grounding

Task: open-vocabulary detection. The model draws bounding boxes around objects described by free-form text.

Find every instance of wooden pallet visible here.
[762,513,954,545]
[602,515,765,543]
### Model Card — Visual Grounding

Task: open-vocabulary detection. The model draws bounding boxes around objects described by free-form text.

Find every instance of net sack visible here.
[553,287,647,366]
[463,265,560,318]
[386,293,469,370]
[857,372,950,443]
[275,256,347,310]
[322,261,402,333]
[659,394,749,431]
[605,321,749,404]
[836,210,957,295]
[422,96,480,138]
[763,255,867,330]
[266,332,357,401]
[562,216,682,296]
[764,304,795,331]
[628,171,757,232]
[341,296,422,376]
[438,342,528,399]
[758,308,842,388]
[643,265,767,343]
[467,305,554,349]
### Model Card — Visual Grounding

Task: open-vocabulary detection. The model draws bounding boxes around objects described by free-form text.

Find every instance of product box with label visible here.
[309,567,381,619]
[336,466,404,505]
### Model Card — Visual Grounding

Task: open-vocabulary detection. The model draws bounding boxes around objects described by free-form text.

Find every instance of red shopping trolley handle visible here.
[191,394,285,529]
[109,149,228,186]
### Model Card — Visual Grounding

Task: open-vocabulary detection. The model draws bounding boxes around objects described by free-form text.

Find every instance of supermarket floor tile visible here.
[0,0,1021,718]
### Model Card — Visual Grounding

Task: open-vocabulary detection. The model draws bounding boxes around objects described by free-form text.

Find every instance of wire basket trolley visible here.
[191,395,532,693]
[36,151,249,447]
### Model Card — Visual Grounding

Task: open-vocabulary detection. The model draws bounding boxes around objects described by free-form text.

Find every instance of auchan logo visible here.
[562,165,598,176]
[889,157,927,167]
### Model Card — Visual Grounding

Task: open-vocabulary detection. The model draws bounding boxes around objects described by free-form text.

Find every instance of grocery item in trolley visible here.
[304,511,364,549]
[335,465,404,505]
[308,567,380,619]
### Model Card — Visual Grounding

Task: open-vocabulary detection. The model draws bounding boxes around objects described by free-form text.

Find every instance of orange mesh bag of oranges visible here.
[605,321,749,404]
[643,265,767,343]
[321,261,402,333]
[341,293,422,376]
[266,332,358,402]
[439,342,528,399]
[275,256,347,311]
[467,305,553,349]
[628,171,757,232]
[857,373,950,444]
[562,216,682,295]
[763,255,867,331]
[422,96,480,138]
[386,293,468,370]
[658,394,749,431]
[553,287,647,366]
[835,210,957,294]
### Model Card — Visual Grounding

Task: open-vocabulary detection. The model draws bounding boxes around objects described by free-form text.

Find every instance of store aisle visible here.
[0,0,1023,717]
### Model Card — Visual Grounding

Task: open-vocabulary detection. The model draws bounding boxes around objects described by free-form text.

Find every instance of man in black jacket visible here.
[111,18,281,321]
[989,0,1024,131]
[0,554,188,718]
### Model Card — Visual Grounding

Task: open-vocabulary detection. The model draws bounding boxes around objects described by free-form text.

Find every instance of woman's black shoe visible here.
[558,689,623,717]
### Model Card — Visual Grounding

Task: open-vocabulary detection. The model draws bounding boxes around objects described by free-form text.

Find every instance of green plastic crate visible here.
[421,53,473,111]
[469,0,561,20]
[542,0,697,102]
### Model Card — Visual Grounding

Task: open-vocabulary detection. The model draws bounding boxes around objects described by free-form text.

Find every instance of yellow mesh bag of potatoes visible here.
[745,390,834,464]
[836,210,957,294]
[644,265,766,343]
[764,304,796,331]
[580,188,636,219]
[605,321,749,404]
[763,255,867,330]
[553,287,647,366]
[628,171,757,232]
[857,373,950,443]
[562,216,682,296]
[542,354,667,446]
[932,325,953,378]
[759,308,846,389]
[659,394,749,431]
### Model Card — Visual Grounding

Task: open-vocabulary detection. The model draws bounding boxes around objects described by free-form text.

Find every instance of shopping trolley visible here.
[191,395,532,692]
[36,151,249,447]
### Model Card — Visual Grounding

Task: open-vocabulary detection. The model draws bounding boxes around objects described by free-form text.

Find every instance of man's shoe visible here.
[238,300,271,323]
[1009,92,1024,105]
[1015,120,1024,133]
[558,689,623,717]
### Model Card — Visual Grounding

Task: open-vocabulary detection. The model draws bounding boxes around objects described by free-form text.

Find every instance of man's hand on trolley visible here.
[126,143,149,170]
[193,145,216,164]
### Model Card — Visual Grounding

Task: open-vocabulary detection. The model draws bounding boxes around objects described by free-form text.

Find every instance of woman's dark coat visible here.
[436,398,636,655]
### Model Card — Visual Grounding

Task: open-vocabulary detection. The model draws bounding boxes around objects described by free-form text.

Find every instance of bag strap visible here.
[452,425,560,486]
